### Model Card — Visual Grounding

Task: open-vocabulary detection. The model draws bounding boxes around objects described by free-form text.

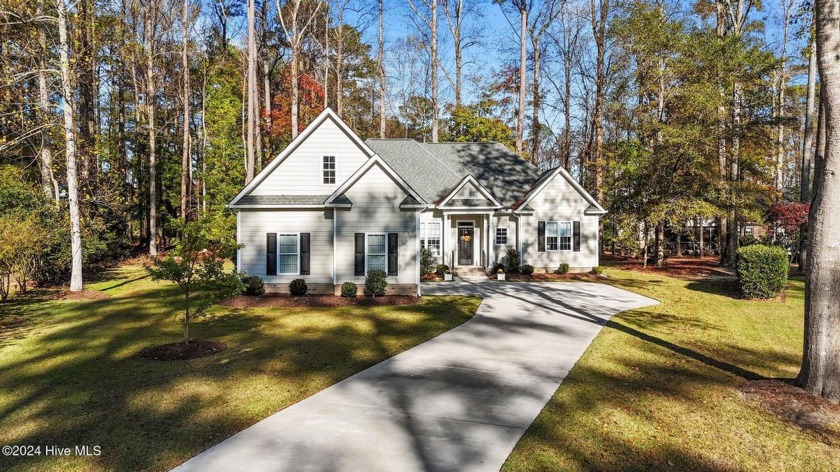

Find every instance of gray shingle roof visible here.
[236,195,330,206]
[445,198,499,208]
[367,140,541,208]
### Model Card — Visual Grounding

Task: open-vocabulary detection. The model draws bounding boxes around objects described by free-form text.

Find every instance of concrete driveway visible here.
[173,279,658,472]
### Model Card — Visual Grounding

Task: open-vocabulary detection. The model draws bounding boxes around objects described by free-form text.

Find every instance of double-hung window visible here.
[323,156,336,184]
[420,222,441,255]
[546,221,572,251]
[278,234,299,274]
[495,227,508,245]
[366,233,387,272]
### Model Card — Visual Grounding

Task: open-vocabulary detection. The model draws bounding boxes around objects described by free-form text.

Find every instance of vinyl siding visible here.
[250,117,369,196]
[238,209,334,284]
[493,214,517,263]
[520,174,600,270]
[336,162,417,285]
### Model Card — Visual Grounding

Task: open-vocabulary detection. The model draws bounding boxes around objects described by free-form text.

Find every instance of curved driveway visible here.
[174,279,658,472]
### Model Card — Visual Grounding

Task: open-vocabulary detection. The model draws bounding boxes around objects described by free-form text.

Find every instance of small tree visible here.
[146,218,243,344]
[420,247,436,275]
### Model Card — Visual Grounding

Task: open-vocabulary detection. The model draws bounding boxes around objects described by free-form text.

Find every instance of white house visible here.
[229,108,606,295]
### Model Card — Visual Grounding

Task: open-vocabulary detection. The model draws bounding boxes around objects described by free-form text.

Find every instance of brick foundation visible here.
[265,283,418,296]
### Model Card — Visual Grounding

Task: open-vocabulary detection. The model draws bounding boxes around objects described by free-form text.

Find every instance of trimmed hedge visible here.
[289,278,308,296]
[340,282,357,297]
[736,244,788,299]
[365,269,388,296]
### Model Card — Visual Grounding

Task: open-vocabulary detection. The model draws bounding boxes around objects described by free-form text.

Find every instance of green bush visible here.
[736,244,788,299]
[365,269,388,296]
[420,248,436,276]
[241,274,265,296]
[490,262,505,274]
[592,266,605,275]
[520,264,534,275]
[504,248,521,273]
[555,263,570,275]
[340,281,357,297]
[289,278,308,296]
[435,264,450,276]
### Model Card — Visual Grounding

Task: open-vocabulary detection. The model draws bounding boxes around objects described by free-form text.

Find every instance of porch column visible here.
[443,213,450,267]
[488,212,495,265]
[483,214,489,267]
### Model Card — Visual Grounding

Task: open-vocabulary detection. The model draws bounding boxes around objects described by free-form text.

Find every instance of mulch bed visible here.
[221,294,422,308]
[485,273,602,282]
[421,274,444,282]
[740,379,840,446]
[615,256,736,279]
[137,339,228,361]
[58,289,111,301]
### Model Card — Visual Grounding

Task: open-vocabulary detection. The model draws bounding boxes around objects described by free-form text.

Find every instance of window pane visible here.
[279,255,298,274]
[496,228,507,245]
[368,234,386,255]
[368,255,387,272]
[547,236,558,251]
[546,222,558,237]
[279,235,297,254]
[559,222,572,237]
[559,236,571,251]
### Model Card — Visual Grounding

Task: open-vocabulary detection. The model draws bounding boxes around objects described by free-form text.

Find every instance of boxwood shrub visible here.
[365,269,388,296]
[520,264,534,276]
[736,245,788,299]
[340,282,358,297]
[289,278,308,296]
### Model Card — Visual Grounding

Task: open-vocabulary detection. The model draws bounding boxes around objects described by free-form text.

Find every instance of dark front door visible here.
[458,228,474,265]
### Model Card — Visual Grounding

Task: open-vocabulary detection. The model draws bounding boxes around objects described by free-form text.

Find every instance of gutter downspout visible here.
[333,208,337,292]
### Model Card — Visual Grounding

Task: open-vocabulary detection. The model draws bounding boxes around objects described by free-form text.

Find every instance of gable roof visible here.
[229,108,375,207]
[438,174,502,209]
[324,155,426,206]
[515,166,607,214]
[235,195,331,207]
[365,139,462,203]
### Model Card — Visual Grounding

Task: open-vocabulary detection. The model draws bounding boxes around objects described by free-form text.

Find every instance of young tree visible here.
[146,218,243,344]
[57,0,83,291]
[797,0,840,403]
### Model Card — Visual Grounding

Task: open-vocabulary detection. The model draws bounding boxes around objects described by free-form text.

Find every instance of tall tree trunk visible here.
[378,0,386,138]
[698,217,705,258]
[562,47,572,170]
[291,46,299,138]
[57,0,83,292]
[145,3,158,256]
[590,0,608,256]
[77,0,95,186]
[37,0,59,203]
[180,0,191,221]
[654,220,665,267]
[775,1,791,191]
[430,0,439,142]
[246,0,257,183]
[531,36,541,167]
[336,22,344,117]
[727,81,742,266]
[802,35,818,202]
[798,0,840,403]
[516,2,527,156]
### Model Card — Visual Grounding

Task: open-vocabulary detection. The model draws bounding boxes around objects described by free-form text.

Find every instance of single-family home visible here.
[229,108,606,295]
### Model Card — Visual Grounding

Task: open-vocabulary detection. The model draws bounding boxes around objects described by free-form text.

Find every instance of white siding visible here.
[336,163,418,285]
[250,118,369,196]
[520,174,600,270]
[493,214,517,263]
[239,209,334,284]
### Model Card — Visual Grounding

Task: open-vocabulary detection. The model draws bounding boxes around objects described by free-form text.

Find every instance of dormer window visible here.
[323,156,336,184]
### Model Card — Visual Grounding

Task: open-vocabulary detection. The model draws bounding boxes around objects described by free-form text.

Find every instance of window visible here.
[420,222,441,255]
[495,227,508,245]
[745,226,753,236]
[278,234,299,274]
[367,233,387,272]
[546,221,572,251]
[323,156,336,184]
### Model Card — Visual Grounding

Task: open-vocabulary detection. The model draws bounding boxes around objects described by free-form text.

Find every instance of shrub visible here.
[592,266,605,275]
[435,264,450,276]
[736,244,788,299]
[365,269,388,296]
[241,274,265,296]
[520,264,534,276]
[289,278,308,296]
[555,263,570,275]
[490,262,505,275]
[420,248,436,276]
[340,281,358,297]
[504,248,521,273]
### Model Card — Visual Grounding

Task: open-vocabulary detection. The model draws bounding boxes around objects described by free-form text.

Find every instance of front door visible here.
[458,228,474,265]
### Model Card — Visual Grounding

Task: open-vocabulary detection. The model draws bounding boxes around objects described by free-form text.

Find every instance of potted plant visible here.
[444,269,453,281]
[497,268,505,281]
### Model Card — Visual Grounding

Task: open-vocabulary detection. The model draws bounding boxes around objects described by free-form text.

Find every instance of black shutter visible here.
[266,233,277,275]
[355,233,365,276]
[300,233,310,275]
[537,221,546,252]
[388,233,398,276]
[573,221,581,252]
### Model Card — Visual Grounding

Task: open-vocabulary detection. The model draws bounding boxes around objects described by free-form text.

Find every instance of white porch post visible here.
[443,213,450,267]
[483,214,489,267]
[488,212,495,265]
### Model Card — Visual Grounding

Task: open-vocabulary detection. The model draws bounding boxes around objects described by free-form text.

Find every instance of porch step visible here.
[453,267,487,277]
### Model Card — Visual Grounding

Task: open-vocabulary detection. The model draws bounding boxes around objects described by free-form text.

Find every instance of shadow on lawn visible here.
[0,283,477,471]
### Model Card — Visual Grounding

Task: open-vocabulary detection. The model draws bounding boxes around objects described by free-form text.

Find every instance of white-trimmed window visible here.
[546,221,572,251]
[495,227,508,245]
[278,233,299,274]
[323,155,336,184]
[366,233,387,272]
[420,222,441,255]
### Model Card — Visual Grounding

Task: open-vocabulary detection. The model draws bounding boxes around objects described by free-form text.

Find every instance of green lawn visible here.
[504,268,840,471]
[0,265,479,471]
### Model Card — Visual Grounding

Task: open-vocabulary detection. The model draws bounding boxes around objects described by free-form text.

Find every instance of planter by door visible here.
[458,228,474,266]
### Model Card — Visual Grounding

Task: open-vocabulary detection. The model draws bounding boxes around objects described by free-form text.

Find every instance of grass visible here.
[0,264,480,471]
[503,268,840,471]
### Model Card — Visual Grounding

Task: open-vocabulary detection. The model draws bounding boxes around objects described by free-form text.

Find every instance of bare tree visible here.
[378,0,386,137]
[407,0,440,142]
[246,0,257,182]
[277,0,323,139]
[181,0,192,218]
[798,0,840,404]
[143,0,160,255]
[589,0,608,254]
[37,0,59,202]
[528,0,561,167]
[57,0,83,291]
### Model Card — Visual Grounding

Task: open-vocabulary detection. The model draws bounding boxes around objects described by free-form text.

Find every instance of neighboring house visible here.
[229,108,606,295]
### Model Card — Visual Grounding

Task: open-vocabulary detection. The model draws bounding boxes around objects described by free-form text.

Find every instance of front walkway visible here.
[174,279,658,472]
